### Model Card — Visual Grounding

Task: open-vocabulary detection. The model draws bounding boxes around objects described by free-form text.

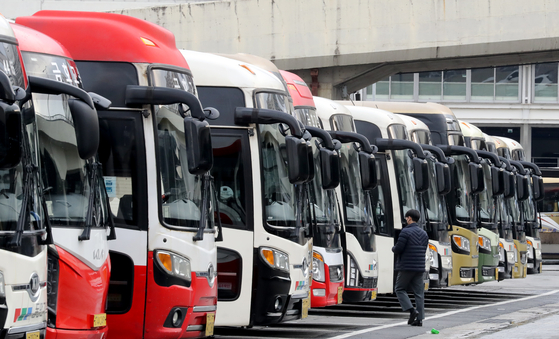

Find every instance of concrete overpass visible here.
[8,0,559,99]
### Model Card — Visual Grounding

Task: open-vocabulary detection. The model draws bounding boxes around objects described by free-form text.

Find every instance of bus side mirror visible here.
[68,99,100,160]
[413,157,429,193]
[503,172,515,199]
[534,176,544,201]
[0,102,22,169]
[0,70,16,103]
[435,162,451,195]
[285,135,312,184]
[492,166,505,196]
[516,174,530,201]
[184,117,213,175]
[469,162,485,194]
[320,148,340,190]
[359,151,377,190]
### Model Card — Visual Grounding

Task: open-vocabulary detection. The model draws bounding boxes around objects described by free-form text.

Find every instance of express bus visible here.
[0,14,48,339]
[397,115,453,288]
[19,11,219,338]
[497,136,544,274]
[281,71,344,308]
[13,22,114,338]
[368,102,484,286]
[459,121,501,283]
[343,104,432,293]
[313,97,379,302]
[182,50,313,326]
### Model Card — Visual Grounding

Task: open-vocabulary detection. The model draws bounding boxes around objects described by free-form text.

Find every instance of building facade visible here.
[357,63,559,167]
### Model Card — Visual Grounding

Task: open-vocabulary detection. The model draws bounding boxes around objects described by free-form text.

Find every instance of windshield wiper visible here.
[8,163,35,247]
[193,173,213,242]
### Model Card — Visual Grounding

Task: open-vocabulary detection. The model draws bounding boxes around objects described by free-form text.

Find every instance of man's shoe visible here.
[410,319,422,327]
[407,309,419,324]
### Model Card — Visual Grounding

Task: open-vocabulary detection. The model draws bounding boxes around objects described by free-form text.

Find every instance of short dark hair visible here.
[405,209,421,222]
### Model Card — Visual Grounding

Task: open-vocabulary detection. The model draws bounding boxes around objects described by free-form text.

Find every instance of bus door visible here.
[99,109,148,339]
[210,128,254,326]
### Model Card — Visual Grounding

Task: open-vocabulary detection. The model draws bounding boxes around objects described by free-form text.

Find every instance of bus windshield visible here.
[23,52,110,229]
[393,149,420,226]
[478,162,497,227]
[297,107,341,250]
[497,196,514,241]
[411,130,430,145]
[451,155,475,227]
[0,42,45,254]
[256,92,308,244]
[153,69,211,230]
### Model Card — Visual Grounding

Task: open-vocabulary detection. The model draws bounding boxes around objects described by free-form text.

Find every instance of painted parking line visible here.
[329,289,559,339]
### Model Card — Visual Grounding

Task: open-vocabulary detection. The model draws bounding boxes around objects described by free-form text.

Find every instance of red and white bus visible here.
[280,71,344,307]
[18,11,218,338]
[12,22,114,338]
[0,14,48,339]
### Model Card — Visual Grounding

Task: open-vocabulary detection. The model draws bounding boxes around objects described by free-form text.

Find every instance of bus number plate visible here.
[93,313,106,327]
[474,268,478,282]
[26,332,40,339]
[302,298,310,318]
[495,267,499,279]
[370,290,377,300]
[205,313,215,336]
[337,286,343,304]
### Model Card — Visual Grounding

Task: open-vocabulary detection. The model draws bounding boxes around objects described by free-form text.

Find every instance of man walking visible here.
[392,209,429,326]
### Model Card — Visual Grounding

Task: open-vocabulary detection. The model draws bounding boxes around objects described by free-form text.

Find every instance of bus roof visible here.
[398,114,430,134]
[351,101,460,146]
[336,101,404,138]
[182,50,285,92]
[280,70,314,108]
[498,136,523,151]
[16,11,189,69]
[459,120,484,139]
[314,96,355,132]
[11,23,71,58]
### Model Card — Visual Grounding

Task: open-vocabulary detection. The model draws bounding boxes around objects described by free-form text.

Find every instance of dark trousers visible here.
[394,270,425,320]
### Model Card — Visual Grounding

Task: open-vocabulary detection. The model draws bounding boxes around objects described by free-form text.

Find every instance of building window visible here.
[495,66,519,101]
[390,73,414,100]
[418,71,442,101]
[471,67,495,101]
[443,69,466,101]
[375,76,389,100]
[534,63,558,102]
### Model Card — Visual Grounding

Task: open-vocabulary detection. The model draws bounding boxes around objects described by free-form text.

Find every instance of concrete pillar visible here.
[521,123,532,161]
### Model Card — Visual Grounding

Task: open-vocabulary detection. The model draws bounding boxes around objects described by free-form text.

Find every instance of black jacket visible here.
[392,222,429,272]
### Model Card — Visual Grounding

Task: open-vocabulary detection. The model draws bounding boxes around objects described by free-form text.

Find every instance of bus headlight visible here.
[507,249,516,264]
[498,243,505,262]
[526,240,534,259]
[428,244,438,268]
[312,251,325,282]
[478,236,491,254]
[156,251,192,281]
[260,247,290,273]
[452,235,470,254]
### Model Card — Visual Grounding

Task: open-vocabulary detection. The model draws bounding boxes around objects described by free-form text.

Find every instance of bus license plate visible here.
[370,290,377,300]
[337,286,343,304]
[424,282,429,291]
[26,332,40,339]
[302,298,310,318]
[474,269,478,282]
[93,313,106,327]
[495,267,499,279]
[447,272,452,286]
[205,313,215,336]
